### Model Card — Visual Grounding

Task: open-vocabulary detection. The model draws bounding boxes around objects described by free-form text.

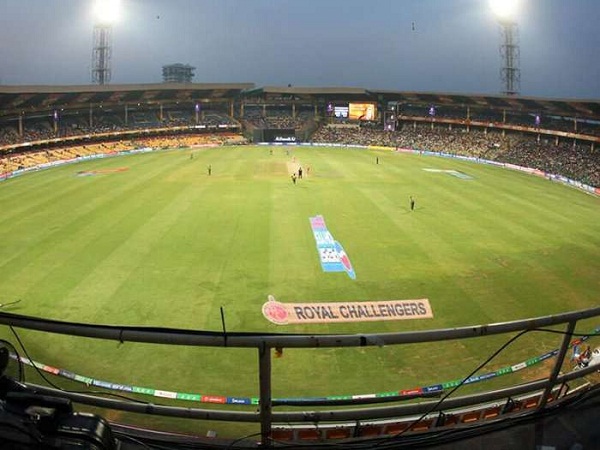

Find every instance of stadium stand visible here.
[2,111,599,187]
[311,123,600,187]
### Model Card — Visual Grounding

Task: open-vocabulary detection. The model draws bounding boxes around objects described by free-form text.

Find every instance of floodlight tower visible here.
[91,0,120,85]
[490,0,521,96]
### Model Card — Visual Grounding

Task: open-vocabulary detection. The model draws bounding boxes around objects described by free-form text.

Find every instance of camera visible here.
[0,390,117,449]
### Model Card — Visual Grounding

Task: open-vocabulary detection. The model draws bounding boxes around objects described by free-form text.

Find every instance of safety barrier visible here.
[0,307,598,447]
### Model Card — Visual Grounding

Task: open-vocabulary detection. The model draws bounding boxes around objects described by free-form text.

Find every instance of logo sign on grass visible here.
[262,295,433,325]
[309,215,356,279]
[76,167,129,177]
[423,168,473,180]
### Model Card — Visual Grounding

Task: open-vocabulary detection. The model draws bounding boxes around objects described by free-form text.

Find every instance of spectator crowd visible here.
[1,114,598,187]
[311,124,599,187]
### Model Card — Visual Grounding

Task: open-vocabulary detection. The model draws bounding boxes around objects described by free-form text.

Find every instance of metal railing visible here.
[0,306,599,446]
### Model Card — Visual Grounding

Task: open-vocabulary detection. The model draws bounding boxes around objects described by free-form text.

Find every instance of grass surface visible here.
[0,145,599,436]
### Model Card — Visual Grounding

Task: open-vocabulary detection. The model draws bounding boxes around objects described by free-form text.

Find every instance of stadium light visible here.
[94,0,121,25]
[490,0,521,96]
[489,0,519,23]
[92,0,120,84]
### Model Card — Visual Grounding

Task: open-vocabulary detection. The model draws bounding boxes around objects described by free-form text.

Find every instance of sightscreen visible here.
[262,128,297,143]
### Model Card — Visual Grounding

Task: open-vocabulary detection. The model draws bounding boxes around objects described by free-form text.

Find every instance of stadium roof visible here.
[0,83,599,120]
[241,86,373,102]
[245,86,369,95]
[0,83,255,116]
[371,90,600,118]
[243,87,600,118]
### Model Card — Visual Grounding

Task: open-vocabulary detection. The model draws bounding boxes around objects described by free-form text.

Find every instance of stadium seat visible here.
[461,411,481,423]
[297,428,321,441]
[356,425,383,437]
[411,418,434,432]
[482,406,502,419]
[441,414,459,426]
[523,395,541,409]
[383,422,410,435]
[270,428,294,441]
[325,427,352,439]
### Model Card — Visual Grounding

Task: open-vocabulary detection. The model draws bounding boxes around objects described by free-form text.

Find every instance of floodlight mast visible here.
[92,25,112,85]
[91,0,120,85]
[491,0,521,96]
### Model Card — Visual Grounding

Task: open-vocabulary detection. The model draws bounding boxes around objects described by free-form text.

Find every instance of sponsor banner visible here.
[262,296,433,325]
[309,215,356,279]
[9,339,600,408]
[43,365,60,375]
[377,391,400,398]
[352,394,377,400]
[59,369,76,380]
[10,327,600,409]
[227,397,252,405]
[201,395,227,404]
[505,162,549,177]
[442,380,462,389]
[190,143,219,149]
[511,362,527,372]
[400,388,423,396]
[110,383,133,392]
[263,141,297,146]
[328,395,352,401]
[525,357,540,366]
[177,393,202,401]
[539,350,558,361]
[74,375,93,384]
[422,384,444,393]
[462,372,496,384]
[274,136,297,142]
[464,375,480,385]
[277,397,330,404]
[155,390,178,399]
[495,367,512,376]
[478,373,497,381]
[395,148,416,154]
[92,380,113,389]
[312,142,369,149]
[532,169,546,177]
[133,386,156,395]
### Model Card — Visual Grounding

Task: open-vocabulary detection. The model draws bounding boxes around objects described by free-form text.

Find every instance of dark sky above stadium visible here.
[0,0,598,99]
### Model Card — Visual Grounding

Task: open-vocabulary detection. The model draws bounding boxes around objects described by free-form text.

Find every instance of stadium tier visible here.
[1,85,599,182]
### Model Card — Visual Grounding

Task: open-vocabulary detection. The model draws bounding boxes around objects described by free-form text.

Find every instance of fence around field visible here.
[0,307,599,446]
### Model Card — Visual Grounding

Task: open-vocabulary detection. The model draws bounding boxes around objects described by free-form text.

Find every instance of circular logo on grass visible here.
[262,295,289,325]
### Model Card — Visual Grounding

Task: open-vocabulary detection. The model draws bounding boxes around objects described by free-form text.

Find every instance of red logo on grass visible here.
[262,295,289,325]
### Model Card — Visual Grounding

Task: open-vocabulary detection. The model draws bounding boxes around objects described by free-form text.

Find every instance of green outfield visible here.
[0,145,599,434]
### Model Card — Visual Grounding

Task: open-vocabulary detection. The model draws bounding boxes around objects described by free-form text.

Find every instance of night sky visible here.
[0,0,598,99]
